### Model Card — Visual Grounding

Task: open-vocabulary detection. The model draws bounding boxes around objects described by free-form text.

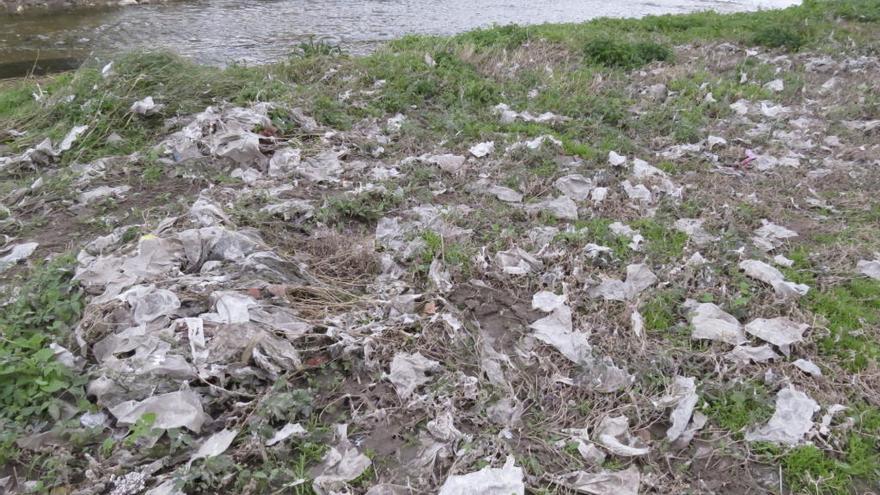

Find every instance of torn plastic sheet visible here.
[608,151,627,167]
[857,259,880,280]
[493,103,569,125]
[131,96,163,116]
[438,455,524,495]
[725,344,779,364]
[595,416,650,456]
[266,423,307,446]
[621,180,652,203]
[609,222,644,251]
[210,291,258,324]
[556,466,640,495]
[532,291,566,312]
[745,386,819,445]
[495,247,543,275]
[108,390,209,432]
[587,264,657,302]
[188,429,237,468]
[555,174,594,201]
[687,302,747,346]
[793,359,822,377]
[424,153,466,174]
[529,306,593,365]
[268,147,302,177]
[79,185,132,204]
[469,141,495,158]
[386,352,441,399]
[654,376,698,442]
[486,185,523,203]
[429,259,453,293]
[0,241,38,271]
[752,220,798,251]
[674,219,718,246]
[744,317,808,351]
[122,285,181,325]
[311,427,372,495]
[740,259,809,299]
[427,409,465,442]
[59,124,88,152]
[525,196,578,221]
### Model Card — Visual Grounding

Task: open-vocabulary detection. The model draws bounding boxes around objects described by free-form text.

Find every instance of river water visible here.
[1,0,800,77]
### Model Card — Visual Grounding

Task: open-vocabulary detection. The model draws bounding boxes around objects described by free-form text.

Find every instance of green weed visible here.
[583,38,673,69]
[704,382,774,433]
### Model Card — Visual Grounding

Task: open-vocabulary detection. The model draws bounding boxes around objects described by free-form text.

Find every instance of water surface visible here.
[1,0,800,77]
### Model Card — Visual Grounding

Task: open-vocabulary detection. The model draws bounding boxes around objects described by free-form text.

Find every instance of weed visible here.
[0,255,85,423]
[641,289,685,332]
[583,38,673,69]
[704,381,774,433]
[751,24,812,50]
[318,188,402,224]
[631,218,687,262]
[809,279,880,371]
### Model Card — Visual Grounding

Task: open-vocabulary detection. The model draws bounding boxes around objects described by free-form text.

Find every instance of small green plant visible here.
[751,25,811,51]
[318,189,402,224]
[810,278,880,371]
[704,382,774,433]
[124,412,159,447]
[641,289,684,331]
[583,38,673,69]
[294,37,343,58]
[0,256,85,423]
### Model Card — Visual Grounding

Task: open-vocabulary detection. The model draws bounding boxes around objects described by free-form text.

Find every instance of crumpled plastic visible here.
[609,222,644,251]
[745,386,819,445]
[595,416,650,456]
[525,196,579,220]
[725,344,779,364]
[752,220,798,252]
[469,141,495,158]
[493,103,569,125]
[793,358,822,377]
[486,185,523,203]
[530,306,592,364]
[744,317,808,352]
[438,455,524,495]
[674,218,717,246]
[556,466,640,495]
[857,259,880,280]
[555,174,594,201]
[108,390,209,432]
[495,247,543,275]
[588,264,657,302]
[687,302,747,346]
[386,352,441,399]
[266,422,308,446]
[0,241,38,272]
[188,429,237,468]
[312,425,373,495]
[654,376,698,442]
[740,259,809,299]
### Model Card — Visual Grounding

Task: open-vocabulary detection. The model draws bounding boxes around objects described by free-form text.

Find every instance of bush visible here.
[583,38,673,69]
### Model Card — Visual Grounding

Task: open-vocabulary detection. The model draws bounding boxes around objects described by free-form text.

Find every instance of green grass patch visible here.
[704,381,774,434]
[583,38,673,69]
[641,289,685,332]
[809,278,880,372]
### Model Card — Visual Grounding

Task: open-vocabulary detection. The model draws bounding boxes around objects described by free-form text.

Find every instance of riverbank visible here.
[1,1,879,494]
[1,0,157,14]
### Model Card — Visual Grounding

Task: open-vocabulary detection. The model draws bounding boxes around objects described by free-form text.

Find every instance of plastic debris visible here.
[386,352,441,399]
[108,390,208,432]
[687,302,747,345]
[764,79,784,92]
[0,241,38,271]
[486,185,523,203]
[532,291,566,312]
[595,415,650,456]
[588,264,657,302]
[674,219,717,246]
[79,185,131,204]
[745,387,819,445]
[555,174,594,201]
[740,259,809,299]
[752,220,798,251]
[654,376,698,442]
[425,153,466,174]
[131,96,163,116]
[266,423,308,446]
[608,151,627,167]
[59,124,88,152]
[744,317,808,351]
[857,259,880,280]
[526,196,578,220]
[493,103,569,125]
[312,425,372,495]
[438,456,524,495]
[793,359,822,377]
[556,466,640,495]
[469,141,495,158]
[609,222,644,251]
[188,429,237,467]
[530,306,592,364]
[495,247,543,275]
[725,345,780,364]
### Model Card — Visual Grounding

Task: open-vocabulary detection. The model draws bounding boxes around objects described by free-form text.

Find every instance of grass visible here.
[809,279,880,372]
[703,381,774,434]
